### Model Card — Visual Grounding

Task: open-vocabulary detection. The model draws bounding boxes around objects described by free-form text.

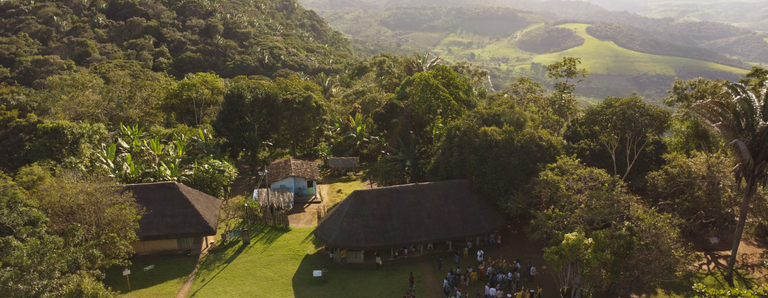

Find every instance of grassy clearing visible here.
[103,256,198,298]
[187,225,426,298]
[321,173,368,206]
[535,24,748,76]
[764,38,768,44]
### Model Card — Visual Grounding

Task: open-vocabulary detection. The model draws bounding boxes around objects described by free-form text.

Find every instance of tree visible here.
[565,95,671,182]
[545,57,589,134]
[530,156,694,294]
[29,172,144,273]
[162,73,226,127]
[646,152,737,236]
[687,80,768,286]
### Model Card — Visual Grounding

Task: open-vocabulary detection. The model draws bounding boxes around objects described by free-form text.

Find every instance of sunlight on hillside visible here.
[535,24,749,76]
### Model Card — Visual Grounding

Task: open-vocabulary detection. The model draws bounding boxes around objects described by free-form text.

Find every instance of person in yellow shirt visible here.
[340,249,347,264]
[470,271,477,285]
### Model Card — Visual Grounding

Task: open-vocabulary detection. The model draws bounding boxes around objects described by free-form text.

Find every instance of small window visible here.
[307,181,313,188]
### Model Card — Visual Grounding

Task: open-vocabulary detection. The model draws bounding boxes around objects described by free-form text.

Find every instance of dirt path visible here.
[287,185,329,228]
[418,260,444,298]
[175,251,207,298]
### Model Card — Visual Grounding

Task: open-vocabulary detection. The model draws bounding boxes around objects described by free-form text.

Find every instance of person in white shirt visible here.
[477,249,484,263]
[485,283,490,298]
[529,265,537,282]
[489,285,497,298]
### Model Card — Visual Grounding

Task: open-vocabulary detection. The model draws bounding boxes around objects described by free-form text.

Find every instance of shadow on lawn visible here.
[103,256,197,294]
[189,225,291,297]
[292,253,329,298]
[627,258,760,298]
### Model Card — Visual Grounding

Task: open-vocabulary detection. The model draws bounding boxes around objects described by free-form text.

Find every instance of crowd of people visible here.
[437,235,541,298]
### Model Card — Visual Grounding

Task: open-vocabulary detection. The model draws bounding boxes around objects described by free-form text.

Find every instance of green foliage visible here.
[0,173,117,297]
[646,152,737,236]
[428,107,563,215]
[517,25,585,54]
[162,73,226,127]
[0,0,353,86]
[214,76,327,167]
[531,156,694,295]
[692,283,768,298]
[565,94,670,183]
[686,77,768,284]
[96,124,237,198]
[29,172,144,274]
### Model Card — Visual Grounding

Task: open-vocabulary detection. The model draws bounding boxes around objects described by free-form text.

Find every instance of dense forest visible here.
[1,0,768,296]
[517,25,584,54]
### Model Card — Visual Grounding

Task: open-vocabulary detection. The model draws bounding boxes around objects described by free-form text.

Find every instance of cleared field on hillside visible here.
[534,24,748,76]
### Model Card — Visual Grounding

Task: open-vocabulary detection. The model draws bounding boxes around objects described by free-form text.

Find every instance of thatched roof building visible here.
[266,158,321,184]
[328,157,359,169]
[314,180,505,250]
[122,181,221,241]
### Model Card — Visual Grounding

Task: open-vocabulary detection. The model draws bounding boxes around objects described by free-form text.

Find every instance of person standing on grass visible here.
[409,271,415,291]
[489,284,497,298]
[439,257,444,271]
[375,251,382,269]
[529,265,536,282]
[485,283,490,298]
[455,249,460,263]
[322,264,329,283]
[477,249,484,263]
[340,249,347,264]
[524,261,532,280]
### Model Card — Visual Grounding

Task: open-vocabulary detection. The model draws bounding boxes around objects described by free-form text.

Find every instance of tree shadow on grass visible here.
[250,224,291,252]
[188,241,247,297]
[103,256,197,294]
[292,253,330,298]
[189,225,291,297]
[628,252,761,298]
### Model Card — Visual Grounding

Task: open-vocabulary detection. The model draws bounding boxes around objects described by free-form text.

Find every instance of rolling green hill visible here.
[535,24,748,77]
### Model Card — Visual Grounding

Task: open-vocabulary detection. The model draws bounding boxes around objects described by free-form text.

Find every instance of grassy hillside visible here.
[535,24,748,76]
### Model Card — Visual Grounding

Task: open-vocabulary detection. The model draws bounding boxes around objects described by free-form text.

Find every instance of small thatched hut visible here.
[121,181,221,255]
[267,158,321,202]
[314,180,505,263]
[328,157,359,174]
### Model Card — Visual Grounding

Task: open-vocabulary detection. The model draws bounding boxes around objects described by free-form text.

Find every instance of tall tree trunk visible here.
[725,178,756,286]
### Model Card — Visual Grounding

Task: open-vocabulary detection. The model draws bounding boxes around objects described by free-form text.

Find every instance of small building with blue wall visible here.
[266,158,321,202]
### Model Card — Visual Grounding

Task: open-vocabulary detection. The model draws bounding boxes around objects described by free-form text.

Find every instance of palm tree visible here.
[404,52,442,77]
[692,82,768,286]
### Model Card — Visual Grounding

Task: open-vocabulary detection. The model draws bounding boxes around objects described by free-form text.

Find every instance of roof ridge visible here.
[175,182,219,232]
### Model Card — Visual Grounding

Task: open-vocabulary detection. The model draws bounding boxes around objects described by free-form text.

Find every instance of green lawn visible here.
[763,38,768,44]
[187,225,427,298]
[103,256,198,298]
[322,173,368,206]
[535,24,748,76]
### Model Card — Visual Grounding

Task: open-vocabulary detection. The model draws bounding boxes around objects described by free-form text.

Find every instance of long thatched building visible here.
[314,180,505,263]
[122,181,222,255]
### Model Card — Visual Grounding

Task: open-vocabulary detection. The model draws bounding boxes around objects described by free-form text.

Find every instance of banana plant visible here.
[145,136,166,164]
[120,153,145,183]
[192,129,224,160]
[95,143,118,177]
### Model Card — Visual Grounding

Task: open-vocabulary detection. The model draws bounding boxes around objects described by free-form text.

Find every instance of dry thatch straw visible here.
[328,157,359,169]
[253,188,294,211]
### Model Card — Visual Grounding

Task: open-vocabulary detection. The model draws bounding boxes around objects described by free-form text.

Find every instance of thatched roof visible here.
[267,158,321,184]
[253,188,293,211]
[121,182,221,241]
[328,157,359,169]
[314,180,505,250]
